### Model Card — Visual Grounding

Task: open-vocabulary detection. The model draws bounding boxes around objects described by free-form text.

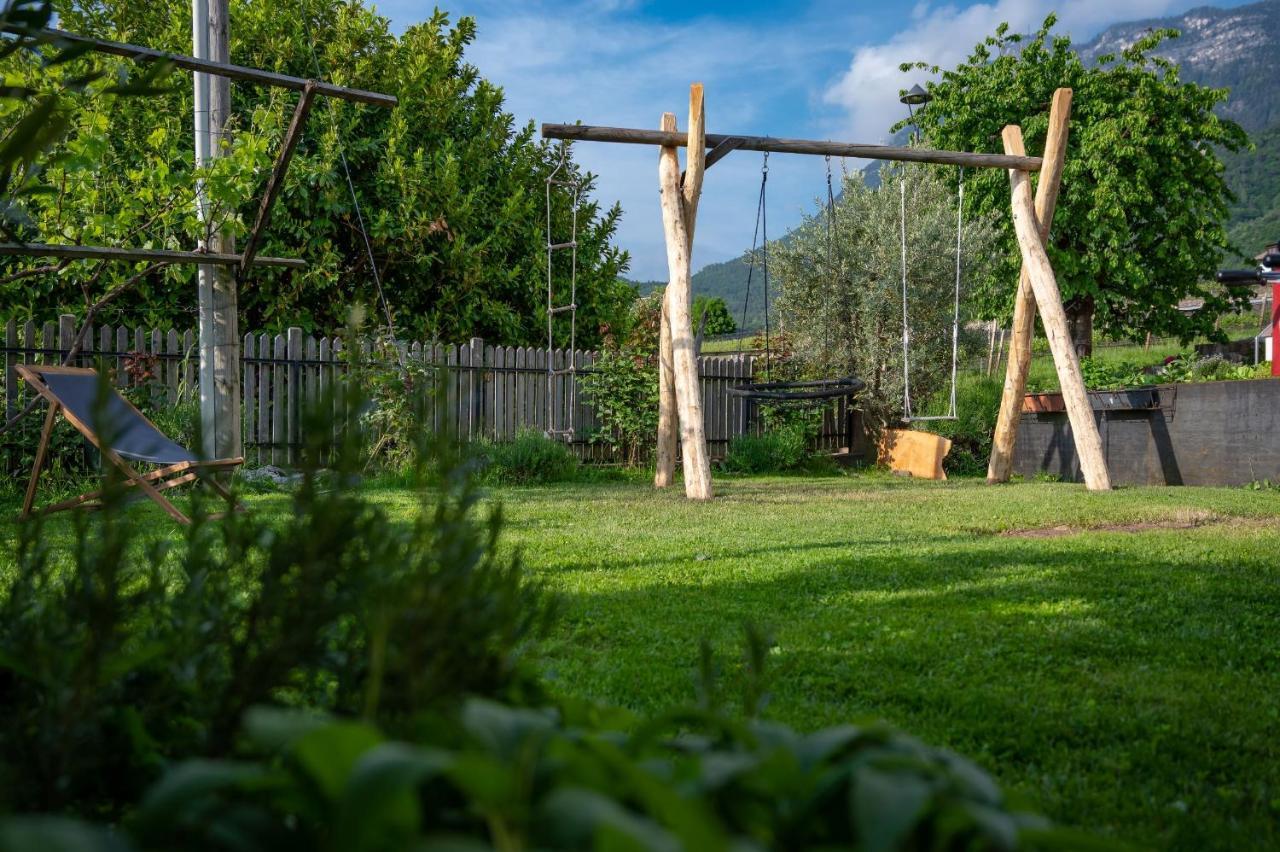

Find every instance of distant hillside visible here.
[625,256,768,330]
[1077,0,1280,134]
[1223,122,1280,258]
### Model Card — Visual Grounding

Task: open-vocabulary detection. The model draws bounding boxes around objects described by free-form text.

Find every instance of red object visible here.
[1022,392,1066,413]
[1273,283,1279,377]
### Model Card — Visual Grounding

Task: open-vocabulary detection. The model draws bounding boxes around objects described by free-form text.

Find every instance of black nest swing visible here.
[729,152,865,406]
[726,375,865,402]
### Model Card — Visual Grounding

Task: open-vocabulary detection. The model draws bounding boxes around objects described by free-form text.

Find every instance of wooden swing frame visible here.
[542,84,1110,499]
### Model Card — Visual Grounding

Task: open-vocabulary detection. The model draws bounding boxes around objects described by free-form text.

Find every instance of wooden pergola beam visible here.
[0,243,306,269]
[7,27,398,108]
[240,81,318,279]
[542,123,1043,171]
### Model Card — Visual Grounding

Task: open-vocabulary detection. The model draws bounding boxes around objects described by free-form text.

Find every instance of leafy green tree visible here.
[692,294,736,336]
[898,15,1249,354]
[773,166,999,428]
[2,0,630,347]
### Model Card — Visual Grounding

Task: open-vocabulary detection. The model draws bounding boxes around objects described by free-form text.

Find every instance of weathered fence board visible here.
[2,317,852,469]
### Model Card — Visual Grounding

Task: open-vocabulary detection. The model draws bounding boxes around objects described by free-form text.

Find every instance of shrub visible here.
[580,293,662,465]
[0,378,555,816]
[2,698,1086,850]
[723,423,811,474]
[473,428,580,485]
[579,347,658,465]
[1077,352,1272,391]
[0,685,1085,851]
[354,344,439,473]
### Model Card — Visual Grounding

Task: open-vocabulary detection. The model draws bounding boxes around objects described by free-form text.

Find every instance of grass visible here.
[4,473,1280,849]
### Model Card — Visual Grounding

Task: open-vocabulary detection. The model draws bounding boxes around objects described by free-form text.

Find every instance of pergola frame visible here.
[0,26,398,278]
[543,84,1111,499]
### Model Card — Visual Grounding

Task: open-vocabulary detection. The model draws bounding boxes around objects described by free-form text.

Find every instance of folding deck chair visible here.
[16,365,243,524]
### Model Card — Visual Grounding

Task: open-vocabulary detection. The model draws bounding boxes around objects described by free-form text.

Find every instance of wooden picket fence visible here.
[2,315,854,469]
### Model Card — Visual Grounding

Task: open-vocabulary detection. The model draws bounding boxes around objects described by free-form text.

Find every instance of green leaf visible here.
[0,817,129,852]
[539,787,681,852]
[333,743,453,851]
[242,705,334,751]
[292,721,384,802]
[135,760,267,825]
[851,766,934,852]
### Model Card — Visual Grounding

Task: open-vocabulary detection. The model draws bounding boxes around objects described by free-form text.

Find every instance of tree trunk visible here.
[654,291,677,487]
[1064,295,1094,358]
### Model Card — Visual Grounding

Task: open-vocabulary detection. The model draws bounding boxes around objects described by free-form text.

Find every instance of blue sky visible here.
[375,0,1253,281]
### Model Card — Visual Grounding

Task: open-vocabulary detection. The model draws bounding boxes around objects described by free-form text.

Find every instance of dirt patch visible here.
[1003,510,1222,538]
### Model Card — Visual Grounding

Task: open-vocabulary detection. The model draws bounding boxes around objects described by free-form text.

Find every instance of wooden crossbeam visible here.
[241,81,318,279]
[7,27,398,108]
[542,123,1042,171]
[0,243,306,269]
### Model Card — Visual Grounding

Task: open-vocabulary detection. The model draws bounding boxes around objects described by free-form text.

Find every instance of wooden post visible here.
[988,88,1073,483]
[654,292,677,486]
[1002,124,1110,491]
[654,84,708,489]
[657,84,712,500]
[194,0,241,463]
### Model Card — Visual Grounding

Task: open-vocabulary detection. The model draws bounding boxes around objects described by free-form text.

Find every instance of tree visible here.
[899,15,1249,354]
[772,165,999,428]
[1,0,631,348]
[691,295,736,336]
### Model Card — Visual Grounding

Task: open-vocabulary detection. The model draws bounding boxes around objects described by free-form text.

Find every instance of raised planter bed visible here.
[1021,388,1161,413]
[1013,378,1280,486]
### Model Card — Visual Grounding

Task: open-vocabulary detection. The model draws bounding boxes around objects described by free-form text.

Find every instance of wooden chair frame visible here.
[16,364,243,524]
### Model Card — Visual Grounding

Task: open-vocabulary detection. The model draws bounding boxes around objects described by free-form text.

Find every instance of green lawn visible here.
[5,474,1280,849]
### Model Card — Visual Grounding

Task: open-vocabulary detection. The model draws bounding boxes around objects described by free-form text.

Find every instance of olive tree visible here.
[898,15,1249,354]
[772,164,998,428]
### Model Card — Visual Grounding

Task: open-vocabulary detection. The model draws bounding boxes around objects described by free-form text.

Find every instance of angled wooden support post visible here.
[241,80,318,280]
[1002,125,1110,491]
[654,287,677,487]
[655,83,713,500]
[988,88,1073,483]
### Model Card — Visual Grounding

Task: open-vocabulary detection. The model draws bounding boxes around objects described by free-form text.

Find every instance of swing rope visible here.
[899,165,966,422]
[302,6,396,346]
[824,155,836,357]
[739,152,769,365]
[728,151,863,405]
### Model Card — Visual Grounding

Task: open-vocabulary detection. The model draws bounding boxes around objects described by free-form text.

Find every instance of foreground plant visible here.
[0,686,1103,851]
[0,375,554,816]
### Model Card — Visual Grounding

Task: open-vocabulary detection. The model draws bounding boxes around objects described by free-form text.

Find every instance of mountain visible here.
[1223,122,1280,257]
[626,256,770,330]
[1078,0,1280,260]
[1076,0,1279,134]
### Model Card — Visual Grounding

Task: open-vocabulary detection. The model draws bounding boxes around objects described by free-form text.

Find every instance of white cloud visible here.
[440,0,860,279]
[824,0,1195,145]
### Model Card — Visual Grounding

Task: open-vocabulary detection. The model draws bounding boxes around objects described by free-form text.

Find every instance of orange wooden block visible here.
[879,428,952,480]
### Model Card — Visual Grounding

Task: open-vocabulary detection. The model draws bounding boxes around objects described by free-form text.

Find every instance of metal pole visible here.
[194,0,240,460]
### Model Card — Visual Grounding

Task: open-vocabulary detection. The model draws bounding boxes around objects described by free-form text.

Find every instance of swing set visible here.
[544,83,1111,501]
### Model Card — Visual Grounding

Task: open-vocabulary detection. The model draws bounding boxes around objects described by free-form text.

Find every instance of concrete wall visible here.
[1013,379,1280,486]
